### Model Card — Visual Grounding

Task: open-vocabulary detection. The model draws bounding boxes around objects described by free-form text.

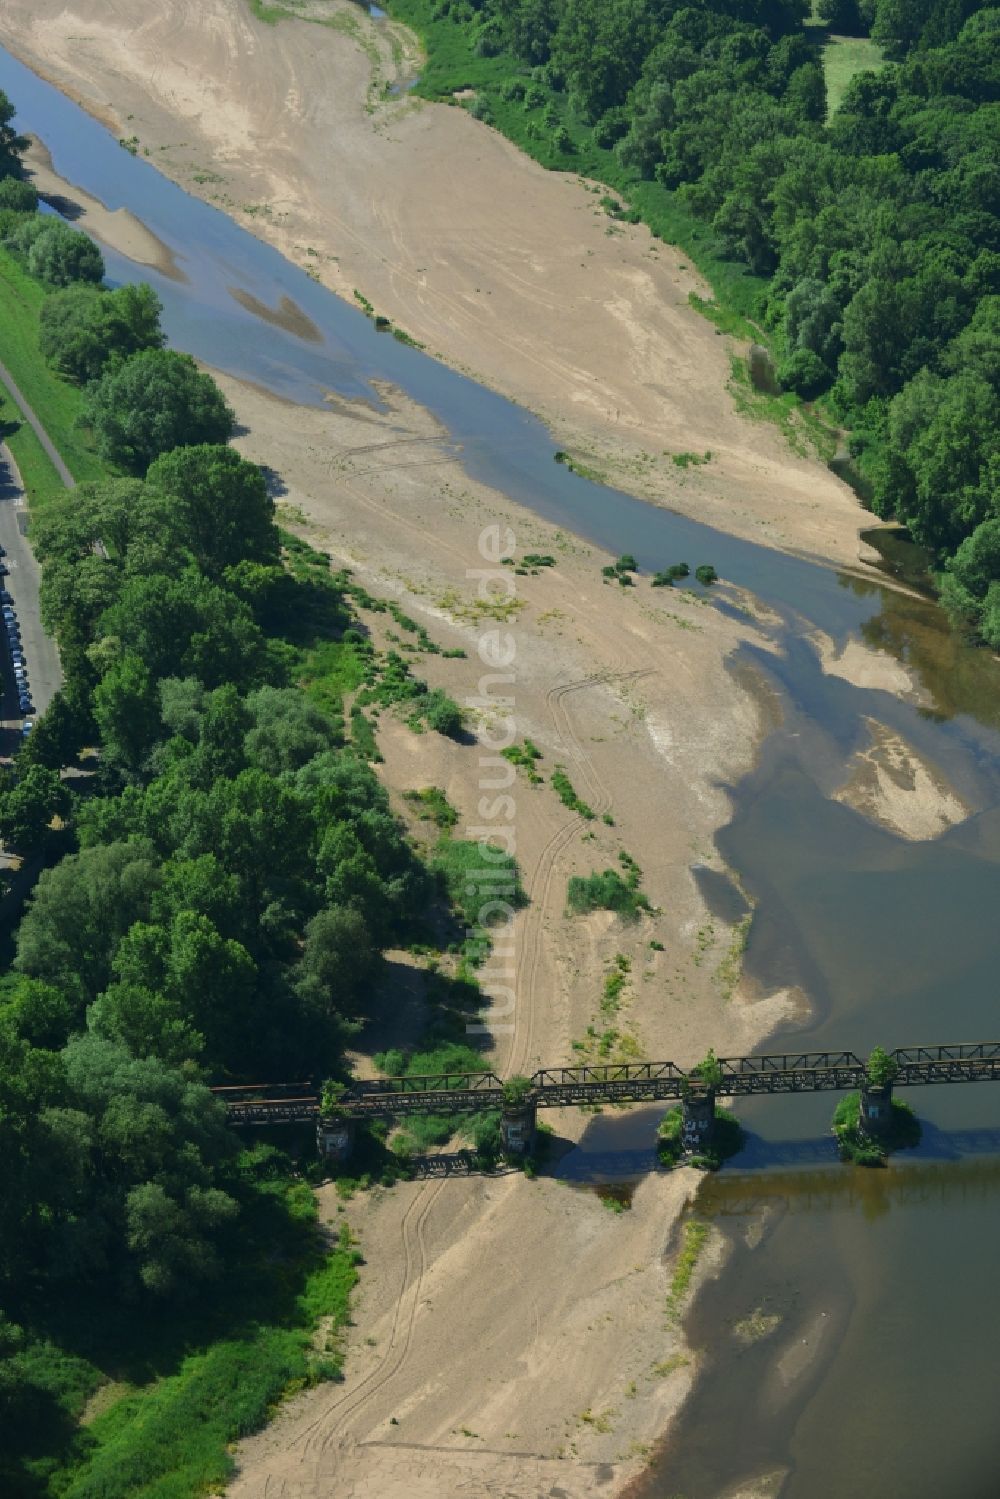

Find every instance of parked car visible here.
[21,721,32,737]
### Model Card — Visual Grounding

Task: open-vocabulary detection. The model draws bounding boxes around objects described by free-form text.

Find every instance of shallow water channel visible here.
[3,43,1000,1499]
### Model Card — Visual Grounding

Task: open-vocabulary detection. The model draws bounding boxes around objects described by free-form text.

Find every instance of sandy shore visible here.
[0,4,966,1492]
[22,135,184,278]
[2,0,872,568]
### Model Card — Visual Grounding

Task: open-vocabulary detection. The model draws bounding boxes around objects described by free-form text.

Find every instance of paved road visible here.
[0,356,76,488]
[0,444,63,728]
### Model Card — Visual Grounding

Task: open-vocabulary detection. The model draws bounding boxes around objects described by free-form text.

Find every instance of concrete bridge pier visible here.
[859,1082,894,1138]
[500,1102,537,1156]
[317,1116,356,1163]
[681,1087,716,1154]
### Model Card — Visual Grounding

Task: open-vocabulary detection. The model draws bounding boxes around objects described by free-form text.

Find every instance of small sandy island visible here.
[23,135,184,279]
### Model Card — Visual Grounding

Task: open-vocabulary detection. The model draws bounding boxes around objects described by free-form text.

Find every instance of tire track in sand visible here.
[502,666,654,1078]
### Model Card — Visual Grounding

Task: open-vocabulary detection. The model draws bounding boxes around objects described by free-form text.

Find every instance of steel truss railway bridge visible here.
[212,1042,1000,1161]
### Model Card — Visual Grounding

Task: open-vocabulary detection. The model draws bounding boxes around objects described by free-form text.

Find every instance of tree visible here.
[0,90,28,178]
[294,905,376,1022]
[144,444,279,575]
[92,652,163,771]
[40,282,163,384]
[0,177,37,212]
[84,350,235,474]
[59,1033,238,1296]
[778,347,830,398]
[15,839,161,1005]
[817,0,867,33]
[26,220,104,287]
[866,1045,898,1088]
[98,570,267,691]
[0,766,70,850]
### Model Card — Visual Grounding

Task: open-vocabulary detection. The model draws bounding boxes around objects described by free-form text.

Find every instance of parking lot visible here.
[0,444,63,750]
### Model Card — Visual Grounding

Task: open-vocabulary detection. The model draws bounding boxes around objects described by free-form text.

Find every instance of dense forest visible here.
[391,0,999,639]
[0,96,482,1494]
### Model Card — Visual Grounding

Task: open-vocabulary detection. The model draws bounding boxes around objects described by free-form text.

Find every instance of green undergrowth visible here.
[403,785,459,830]
[4,1150,359,1499]
[665,1219,710,1320]
[832,1092,921,1167]
[568,850,650,921]
[502,738,543,782]
[371,1041,502,1162]
[432,832,528,964]
[657,1105,744,1171]
[551,766,594,820]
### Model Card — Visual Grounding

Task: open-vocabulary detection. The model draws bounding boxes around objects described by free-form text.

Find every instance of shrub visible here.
[695,565,718,585]
[21,218,105,286]
[0,177,38,212]
[832,1092,920,1166]
[551,767,594,819]
[777,347,830,400]
[567,868,649,920]
[423,689,464,739]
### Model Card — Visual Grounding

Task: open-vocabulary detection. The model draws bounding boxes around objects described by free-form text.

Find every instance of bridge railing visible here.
[530,1061,685,1089]
[717,1051,864,1075]
[891,1043,1000,1066]
[350,1071,505,1096]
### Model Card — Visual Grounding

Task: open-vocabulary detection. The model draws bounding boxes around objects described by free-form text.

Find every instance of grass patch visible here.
[822,34,885,116]
[0,248,108,509]
[601,953,630,1015]
[832,1092,921,1167]
[665,1220,709,1320]
[432,836,528,937]
[567,866,649,921]
[297,637,368,721]
[403,786,459,830]
[551,766,594,820]
[502,739,543,783]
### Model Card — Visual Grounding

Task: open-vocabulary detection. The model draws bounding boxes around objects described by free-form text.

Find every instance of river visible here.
[2,42,999,1499]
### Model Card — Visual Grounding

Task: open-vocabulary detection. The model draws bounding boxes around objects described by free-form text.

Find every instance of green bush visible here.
[832,1092,920,1166]
[567,868,649,920]
[423,689,464,739]
[551,767,594,819]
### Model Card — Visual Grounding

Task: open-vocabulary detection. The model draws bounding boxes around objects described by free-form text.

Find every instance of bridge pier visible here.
[500,1102,537,1156]
[681,1087,716,1154]
[316,1117,356,1163]
[859,1082,894,1138]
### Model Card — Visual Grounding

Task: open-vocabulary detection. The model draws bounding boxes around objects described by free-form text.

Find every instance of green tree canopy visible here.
[84,349,235,473]
[40,282,163,384]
